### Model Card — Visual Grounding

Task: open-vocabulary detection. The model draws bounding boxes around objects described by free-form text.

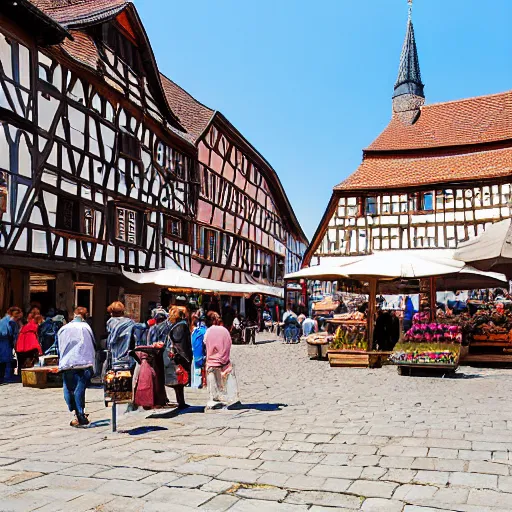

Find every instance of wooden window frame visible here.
[165,216,188,243]
[55,196,96,237]
[114,205,141,246]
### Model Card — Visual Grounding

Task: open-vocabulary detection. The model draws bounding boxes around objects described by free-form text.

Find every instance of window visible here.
[165,216,183,239]
[204,229,217,262]
[365,197,377,215]
[74,283,94,315]
[420,192,434,211]
[115,206,138,244]
[56,197,79,232]
[119,130,141,161]
[155,141,165,166]
[56,197,95,236]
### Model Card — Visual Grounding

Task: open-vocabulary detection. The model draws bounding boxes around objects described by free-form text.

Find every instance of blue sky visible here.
[133,0,512,241]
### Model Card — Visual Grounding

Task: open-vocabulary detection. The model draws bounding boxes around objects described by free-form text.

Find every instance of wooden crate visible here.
[473,334,510,342]
[327,350,391,368]
[21,367,62,388]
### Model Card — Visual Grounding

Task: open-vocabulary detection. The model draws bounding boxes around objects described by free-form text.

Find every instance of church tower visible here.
[392,0,425,124]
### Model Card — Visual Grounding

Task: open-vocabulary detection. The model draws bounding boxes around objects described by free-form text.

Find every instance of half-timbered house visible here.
[161,77,307,289]
[303,9,512,268]
[0,0,306,331]
[0,0,199,332]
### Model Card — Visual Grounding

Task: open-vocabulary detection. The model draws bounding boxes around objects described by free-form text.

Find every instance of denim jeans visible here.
[62,368,93,416]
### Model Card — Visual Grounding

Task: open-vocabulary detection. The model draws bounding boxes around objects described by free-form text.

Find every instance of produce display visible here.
[404,323,463,343]
[390,343,460,365]
[330,324,368,351]
[463,303,512,341]
[391,321,462,367]
[333,311,366,321]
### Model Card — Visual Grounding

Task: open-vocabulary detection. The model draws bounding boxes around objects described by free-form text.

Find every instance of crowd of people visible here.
[0,305,65,383]
[0,300,240,428]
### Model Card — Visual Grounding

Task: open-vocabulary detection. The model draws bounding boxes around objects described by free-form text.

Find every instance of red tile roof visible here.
[33,0,127,26]
[160,74,214,141]
[59,29,98,68]
[368,91,512,151]
[336,146,512,191]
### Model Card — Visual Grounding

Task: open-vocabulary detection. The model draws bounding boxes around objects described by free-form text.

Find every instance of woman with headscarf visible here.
[105,302,138,371]
[132,311,169,409]
[163,306,192,409]
[204,311,240,410]
[0,307,22,383]
[15,313,43,375]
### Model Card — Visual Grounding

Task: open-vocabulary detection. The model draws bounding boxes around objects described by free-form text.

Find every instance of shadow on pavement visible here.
[88,419,111,428]
[146,402,287,419]
[120,425,169,435]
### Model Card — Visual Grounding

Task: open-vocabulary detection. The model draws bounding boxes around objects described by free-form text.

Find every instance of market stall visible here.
[286,249,507,369]
[390,312,463,375]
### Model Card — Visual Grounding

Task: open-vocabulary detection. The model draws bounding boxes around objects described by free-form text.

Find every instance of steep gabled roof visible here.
[160,74,215,142]
[159,75,307,243]
[336,146,512,191]
[369,90,512,152]
[28,0,188,136]
[29,0,127,27]
[1,0,72,46]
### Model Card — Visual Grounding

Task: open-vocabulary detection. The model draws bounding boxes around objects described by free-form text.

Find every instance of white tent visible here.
[123,269,284,298]
[286,249,507,288]
[454,219,512,278]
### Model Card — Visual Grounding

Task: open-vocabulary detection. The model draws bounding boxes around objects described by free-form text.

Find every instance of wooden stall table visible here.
[327,349,392,369]
[21,366,62,388]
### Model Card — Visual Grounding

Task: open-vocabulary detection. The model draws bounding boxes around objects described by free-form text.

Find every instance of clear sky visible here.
[133,0,512,241]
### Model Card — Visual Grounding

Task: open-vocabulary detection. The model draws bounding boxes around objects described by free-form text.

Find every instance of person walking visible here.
[204,311,239,410]
[0,307,22,383]
[15,313,43,376]
[403,296,415,333]
[191,315,206,389]
[57,307,96,427]
[164,306,192,409]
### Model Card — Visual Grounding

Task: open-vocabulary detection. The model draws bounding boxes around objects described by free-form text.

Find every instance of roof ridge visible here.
[159,72,214,114]
[423,89,512,109]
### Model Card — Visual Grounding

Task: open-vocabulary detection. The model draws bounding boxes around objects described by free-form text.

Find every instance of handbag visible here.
[175,364,189,386]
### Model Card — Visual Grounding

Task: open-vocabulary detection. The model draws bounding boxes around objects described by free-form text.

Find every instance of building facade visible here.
[0,0,306,332]
[161,76,307,289]
[304,10,512,267]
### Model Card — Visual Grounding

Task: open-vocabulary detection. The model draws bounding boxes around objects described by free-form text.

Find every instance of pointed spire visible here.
[392,0,425,124]
[393,0,424,100]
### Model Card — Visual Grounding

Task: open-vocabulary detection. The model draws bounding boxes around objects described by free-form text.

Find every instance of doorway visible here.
[29,273,56,315]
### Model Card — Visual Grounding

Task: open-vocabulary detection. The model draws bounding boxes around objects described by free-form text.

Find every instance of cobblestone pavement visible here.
[2,334,512,511]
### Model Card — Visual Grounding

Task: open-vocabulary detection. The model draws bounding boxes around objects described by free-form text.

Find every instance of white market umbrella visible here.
[454,219,512,278]
[284,265,349,281]
[123,269,284,298]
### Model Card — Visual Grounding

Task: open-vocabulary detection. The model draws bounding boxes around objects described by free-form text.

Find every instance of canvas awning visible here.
[123,269,284,298]
[285,249,507,290]
[454,219,512,278]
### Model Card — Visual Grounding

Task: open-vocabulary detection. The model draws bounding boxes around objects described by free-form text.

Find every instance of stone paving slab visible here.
[3,334,512,510]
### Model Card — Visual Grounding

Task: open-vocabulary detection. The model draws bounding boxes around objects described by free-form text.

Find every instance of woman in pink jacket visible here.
[204,311,240,410]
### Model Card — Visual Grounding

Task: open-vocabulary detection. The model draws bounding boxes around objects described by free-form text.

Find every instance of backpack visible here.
[38,319,61,354]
